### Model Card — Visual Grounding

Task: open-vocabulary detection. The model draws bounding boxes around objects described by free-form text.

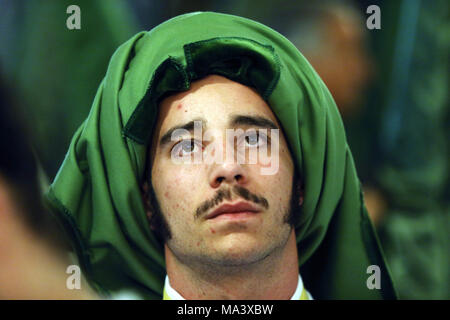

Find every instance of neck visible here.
[165,229,299,300]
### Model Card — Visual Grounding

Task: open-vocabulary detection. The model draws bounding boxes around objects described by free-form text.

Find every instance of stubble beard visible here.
[149,175,302,275]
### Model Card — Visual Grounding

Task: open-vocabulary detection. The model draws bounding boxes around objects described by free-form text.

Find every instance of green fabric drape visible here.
[47,12,397,299]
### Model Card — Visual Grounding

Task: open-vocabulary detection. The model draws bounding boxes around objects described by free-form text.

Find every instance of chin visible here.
[208,241,272,267]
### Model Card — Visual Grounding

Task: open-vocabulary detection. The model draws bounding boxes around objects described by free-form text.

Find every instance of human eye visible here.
[243,130,269,148]
[172,139,201,157]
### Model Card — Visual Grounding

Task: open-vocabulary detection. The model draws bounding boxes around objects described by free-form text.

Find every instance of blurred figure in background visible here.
[282,0,449,299]
[0,72,97,299]
[282,2,385,224]
[0,0,139,178]
[285,2,373,117]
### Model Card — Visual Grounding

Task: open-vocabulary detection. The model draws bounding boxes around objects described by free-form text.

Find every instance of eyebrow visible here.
[159,117,206,147]
[158,114,279,148]
[229,114,279,130]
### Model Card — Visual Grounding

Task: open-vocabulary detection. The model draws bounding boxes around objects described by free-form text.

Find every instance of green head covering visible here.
[47,12,397,299]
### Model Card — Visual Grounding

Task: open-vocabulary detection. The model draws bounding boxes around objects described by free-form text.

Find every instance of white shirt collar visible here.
[164,274,312,300]
[164,275,187,300]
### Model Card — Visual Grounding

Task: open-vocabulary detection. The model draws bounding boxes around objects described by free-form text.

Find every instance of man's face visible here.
[147,75,297,267]
[311,9,373,115]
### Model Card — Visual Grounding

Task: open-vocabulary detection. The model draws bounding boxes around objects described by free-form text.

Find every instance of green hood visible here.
[47,12,397,299]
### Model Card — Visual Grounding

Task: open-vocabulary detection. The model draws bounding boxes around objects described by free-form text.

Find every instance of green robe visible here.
[47,12,397,299]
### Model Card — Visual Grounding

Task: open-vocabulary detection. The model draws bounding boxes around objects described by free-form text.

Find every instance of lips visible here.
[205,201,261,220]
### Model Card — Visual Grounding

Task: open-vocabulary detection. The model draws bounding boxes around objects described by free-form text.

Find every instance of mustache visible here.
[195,185,269,219]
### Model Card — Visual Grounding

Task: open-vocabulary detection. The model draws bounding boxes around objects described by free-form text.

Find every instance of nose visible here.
[209,161,248,188]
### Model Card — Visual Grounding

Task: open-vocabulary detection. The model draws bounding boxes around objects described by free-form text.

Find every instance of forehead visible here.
[154,75,280,136]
